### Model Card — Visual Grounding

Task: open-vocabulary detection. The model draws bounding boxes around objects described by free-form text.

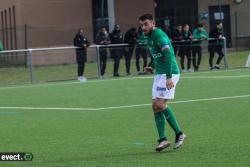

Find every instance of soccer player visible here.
[139,14,186,152]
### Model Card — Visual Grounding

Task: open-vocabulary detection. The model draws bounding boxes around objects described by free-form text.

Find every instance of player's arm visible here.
[156,35,174,89]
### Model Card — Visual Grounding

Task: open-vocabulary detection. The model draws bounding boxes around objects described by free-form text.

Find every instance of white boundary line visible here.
[0,94,249,111]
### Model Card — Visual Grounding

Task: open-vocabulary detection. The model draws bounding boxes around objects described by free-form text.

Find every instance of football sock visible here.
[154,111,166,141]
[162,107,182,135]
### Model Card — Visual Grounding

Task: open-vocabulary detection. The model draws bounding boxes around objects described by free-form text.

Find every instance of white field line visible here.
[0,94,249,111]
[0,72,250,91]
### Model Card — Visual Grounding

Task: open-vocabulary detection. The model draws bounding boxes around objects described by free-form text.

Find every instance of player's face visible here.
[139,19,155,35]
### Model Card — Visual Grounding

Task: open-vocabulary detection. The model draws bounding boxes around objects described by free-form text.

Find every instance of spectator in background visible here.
[110,24,124,77]
[96,26,111,78]
[73,28,90,82]
[0,40,3,51]
[192,23,208,71]
[136,27,148,74]
[179,24,193,72]
[172,24,183,57]
[208,22,225,70]
[124,27,137,75]
[163,24,172,39]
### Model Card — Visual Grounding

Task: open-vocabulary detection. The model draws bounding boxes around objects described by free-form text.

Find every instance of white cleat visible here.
[155,140,171,152]
[173,133,186,149]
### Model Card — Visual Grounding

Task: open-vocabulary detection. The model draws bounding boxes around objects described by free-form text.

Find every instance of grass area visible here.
[0,69,249,166]
[0,50,249,86]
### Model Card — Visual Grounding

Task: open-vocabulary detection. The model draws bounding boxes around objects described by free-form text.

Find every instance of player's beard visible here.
[144,27,154,36]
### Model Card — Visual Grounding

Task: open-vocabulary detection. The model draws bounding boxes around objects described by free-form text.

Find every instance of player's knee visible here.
[152,102,165,112]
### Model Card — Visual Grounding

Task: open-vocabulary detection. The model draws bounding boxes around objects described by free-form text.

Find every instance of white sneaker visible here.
[78,76,87,82]
[173,133,186,149]
[155,140,171,152]
[182,69,187,73]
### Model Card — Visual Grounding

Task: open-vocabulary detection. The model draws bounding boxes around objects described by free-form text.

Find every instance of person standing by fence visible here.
[73,28,90,82]
[208,22,225,70]
[192,24,208,71]
[179,24,193,72]
[136,27,148,74]
[110,24,124,77]
[124,27,137,75]
[96,26,111,78]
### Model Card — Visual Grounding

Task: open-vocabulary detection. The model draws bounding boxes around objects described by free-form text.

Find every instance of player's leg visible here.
[152,75,170,151]
[152,99,170,152]
[159,74,186,149]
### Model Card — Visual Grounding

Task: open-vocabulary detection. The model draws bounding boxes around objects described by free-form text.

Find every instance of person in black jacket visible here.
[110,24,124,77]
[124,27,137,75]
[135,27,148,74]
[179,24,193,72]
[73,28,90,82]
[172,24,183,57]
[208,22,225,70]
[96,26,111,78]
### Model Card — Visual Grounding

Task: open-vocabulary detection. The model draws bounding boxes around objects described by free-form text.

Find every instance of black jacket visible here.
[73,34,90,55]
[124,28,137,46]
[209,27,224,45]
[110,30,123,44]
[172,29,183,42]
[95,32,110,45]
[208,27,224,52]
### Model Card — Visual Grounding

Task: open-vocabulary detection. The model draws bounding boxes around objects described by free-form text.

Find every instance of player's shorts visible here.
[152,74,180,100]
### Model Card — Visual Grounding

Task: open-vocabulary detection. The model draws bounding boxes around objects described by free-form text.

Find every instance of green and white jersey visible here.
[147,28,180,78]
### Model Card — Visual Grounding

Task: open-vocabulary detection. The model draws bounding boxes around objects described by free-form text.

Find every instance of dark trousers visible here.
[192,46,202,70]
[209,45,224,67]
[111,48,123,75]
[124,46,135,74]
[135,47,147,72]
[173,44,180,57]
[180,46,192,70]
[76,50,87,77]
[99,49,107,76]
[77,63,85,77]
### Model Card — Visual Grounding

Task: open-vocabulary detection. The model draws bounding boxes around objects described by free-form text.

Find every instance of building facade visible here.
[0,0,249,66]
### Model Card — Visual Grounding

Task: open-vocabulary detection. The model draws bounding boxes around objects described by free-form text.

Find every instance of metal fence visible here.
[0,38,239,86]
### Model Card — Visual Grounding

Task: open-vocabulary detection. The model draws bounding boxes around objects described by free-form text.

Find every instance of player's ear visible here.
[152,20,156,27]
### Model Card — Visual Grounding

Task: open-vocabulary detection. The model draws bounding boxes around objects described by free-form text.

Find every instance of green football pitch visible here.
[0,68,249,167]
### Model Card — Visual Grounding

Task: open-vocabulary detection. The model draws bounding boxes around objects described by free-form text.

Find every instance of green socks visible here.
[154,112,166,140]
[162,107,182,134]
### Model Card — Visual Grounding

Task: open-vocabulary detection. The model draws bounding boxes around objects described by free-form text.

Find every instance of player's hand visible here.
[166,78,174,90]
[144,67,153,74]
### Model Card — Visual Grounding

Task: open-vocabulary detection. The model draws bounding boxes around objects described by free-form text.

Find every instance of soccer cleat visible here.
[173,133,186,149]
[155,140,171,152]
